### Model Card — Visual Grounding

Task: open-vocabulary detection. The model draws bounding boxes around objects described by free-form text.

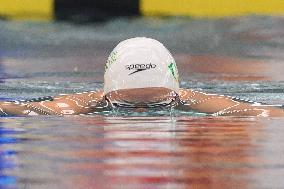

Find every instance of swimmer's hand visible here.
[0,102,32,116]
[178,89,284,117]
[0,91,104,116]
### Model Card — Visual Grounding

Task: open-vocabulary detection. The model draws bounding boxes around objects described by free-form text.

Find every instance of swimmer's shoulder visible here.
[178,88,256,104]
[53,90,104,99]
[178,88,219,102]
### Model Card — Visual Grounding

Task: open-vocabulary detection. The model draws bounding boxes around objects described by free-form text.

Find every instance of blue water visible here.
[0,16,283,188]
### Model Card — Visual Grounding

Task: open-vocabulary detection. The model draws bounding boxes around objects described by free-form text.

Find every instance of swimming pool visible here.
[0,16,284,188]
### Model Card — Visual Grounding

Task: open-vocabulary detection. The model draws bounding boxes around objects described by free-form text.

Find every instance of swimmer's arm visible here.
[0,91,104,116]
[178,89,284,117]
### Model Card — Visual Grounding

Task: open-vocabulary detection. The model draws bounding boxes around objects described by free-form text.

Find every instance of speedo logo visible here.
[126,63,156,75]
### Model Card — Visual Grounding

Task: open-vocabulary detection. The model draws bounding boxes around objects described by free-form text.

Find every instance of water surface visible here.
[0,16,283,188]
[1,116,284,189]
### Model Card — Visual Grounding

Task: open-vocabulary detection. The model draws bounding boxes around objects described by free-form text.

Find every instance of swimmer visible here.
[0,37,283,117]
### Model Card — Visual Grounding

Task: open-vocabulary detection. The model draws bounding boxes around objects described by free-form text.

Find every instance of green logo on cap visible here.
[168,62,179,82]
[105,51,117,71]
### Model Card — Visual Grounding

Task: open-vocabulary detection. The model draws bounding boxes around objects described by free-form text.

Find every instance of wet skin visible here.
[0,87,283,117]
[104,88,178,107]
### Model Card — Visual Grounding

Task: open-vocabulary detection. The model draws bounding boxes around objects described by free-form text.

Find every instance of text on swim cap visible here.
[126,63,156,75]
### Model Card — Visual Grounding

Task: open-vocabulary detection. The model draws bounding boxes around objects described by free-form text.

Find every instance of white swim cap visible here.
[104,37,179,95]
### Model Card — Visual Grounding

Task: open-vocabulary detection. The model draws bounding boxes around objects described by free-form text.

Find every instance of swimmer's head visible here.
[104,37,179,107]
[103,37,179,107]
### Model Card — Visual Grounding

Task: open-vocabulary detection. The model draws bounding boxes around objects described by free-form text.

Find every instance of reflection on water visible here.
[0,116,283,189]
[0,124,24,188]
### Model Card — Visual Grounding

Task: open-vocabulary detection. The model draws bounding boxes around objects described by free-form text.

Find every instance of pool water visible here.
[1,116,284,189]
[0,16,284,188]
